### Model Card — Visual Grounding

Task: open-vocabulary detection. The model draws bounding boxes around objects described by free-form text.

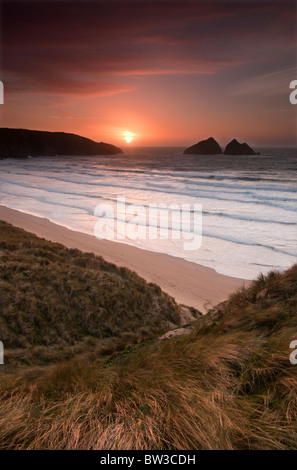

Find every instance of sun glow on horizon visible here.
[123,131,135,144]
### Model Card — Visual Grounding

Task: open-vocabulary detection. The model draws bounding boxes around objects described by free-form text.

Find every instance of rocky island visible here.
[0,128,123,158]
[183,137,222,154]
[183,137,259,156]
[224,138,259,155]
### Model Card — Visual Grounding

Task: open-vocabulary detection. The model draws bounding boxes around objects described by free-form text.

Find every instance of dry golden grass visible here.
[0,222,297,449]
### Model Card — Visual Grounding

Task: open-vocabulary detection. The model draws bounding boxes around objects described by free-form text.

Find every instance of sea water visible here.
[0,147,296,280]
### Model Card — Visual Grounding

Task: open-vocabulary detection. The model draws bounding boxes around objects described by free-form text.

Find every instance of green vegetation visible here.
[0,221,296,449]
[0,221,192,365]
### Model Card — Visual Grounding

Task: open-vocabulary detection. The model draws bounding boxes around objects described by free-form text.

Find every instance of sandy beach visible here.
[0,205,249,312]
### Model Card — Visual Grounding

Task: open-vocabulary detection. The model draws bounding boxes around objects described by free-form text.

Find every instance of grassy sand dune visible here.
[0,221,198,365]
[0,222,297,449]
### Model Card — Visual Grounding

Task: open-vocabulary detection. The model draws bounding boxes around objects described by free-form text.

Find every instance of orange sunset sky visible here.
[0,0,296,147]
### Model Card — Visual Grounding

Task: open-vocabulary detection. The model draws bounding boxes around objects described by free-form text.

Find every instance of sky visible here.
[0,0,296,147]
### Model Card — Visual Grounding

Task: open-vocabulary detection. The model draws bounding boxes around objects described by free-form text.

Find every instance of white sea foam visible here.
[0,148,296,279]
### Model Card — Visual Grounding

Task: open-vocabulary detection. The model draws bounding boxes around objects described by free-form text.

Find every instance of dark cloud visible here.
[2,1,296,96]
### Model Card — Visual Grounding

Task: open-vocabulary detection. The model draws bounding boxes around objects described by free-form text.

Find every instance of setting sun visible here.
[123,131,135,144]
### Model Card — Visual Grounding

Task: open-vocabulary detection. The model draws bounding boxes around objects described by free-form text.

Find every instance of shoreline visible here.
[0,205,250,312]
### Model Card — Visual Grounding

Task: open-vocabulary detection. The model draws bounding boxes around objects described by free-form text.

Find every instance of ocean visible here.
[0,147,296,280]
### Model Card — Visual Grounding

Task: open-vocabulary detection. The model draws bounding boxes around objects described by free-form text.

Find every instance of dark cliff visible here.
[0,128,123,158]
